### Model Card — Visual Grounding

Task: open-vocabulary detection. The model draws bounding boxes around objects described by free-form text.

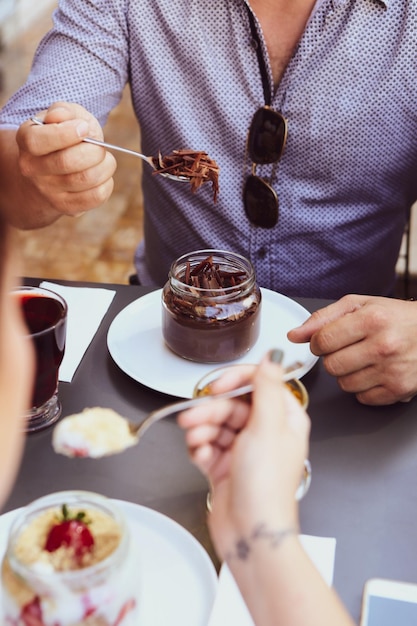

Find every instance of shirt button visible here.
[257,247,266,259]
[250,38,258,50]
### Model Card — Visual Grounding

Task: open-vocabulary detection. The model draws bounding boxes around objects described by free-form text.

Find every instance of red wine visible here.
[20,293,67,408]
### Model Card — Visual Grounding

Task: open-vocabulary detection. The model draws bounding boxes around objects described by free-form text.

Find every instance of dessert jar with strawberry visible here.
[1,490,141,625]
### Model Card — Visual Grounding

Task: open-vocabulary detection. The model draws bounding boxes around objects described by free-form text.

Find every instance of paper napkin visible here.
[208,534,336,626]
[40,281,116,382]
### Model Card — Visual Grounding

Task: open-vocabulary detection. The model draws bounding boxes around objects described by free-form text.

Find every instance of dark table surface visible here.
[3,280,417,623]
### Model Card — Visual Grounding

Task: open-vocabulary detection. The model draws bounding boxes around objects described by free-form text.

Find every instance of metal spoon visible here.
[52,360,303,458]
[134,359,304,439]
[30,116,189,182]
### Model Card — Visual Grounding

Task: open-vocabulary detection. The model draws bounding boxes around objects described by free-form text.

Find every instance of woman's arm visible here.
[178,352,355,626]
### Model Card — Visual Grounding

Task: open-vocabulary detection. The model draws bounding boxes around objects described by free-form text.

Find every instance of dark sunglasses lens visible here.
[247,107,287,164]
[244,175,278,228]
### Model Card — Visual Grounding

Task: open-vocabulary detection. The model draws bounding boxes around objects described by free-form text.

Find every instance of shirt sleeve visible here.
[0,0,130,128]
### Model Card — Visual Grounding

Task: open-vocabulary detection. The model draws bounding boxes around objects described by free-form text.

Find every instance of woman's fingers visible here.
[178,396,250,433]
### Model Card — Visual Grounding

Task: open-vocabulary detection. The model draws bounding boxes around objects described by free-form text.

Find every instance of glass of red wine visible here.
[14,286,68,433]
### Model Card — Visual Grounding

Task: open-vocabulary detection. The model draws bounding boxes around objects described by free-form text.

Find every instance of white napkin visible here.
[40,281,116,382]
[208,534,336,625]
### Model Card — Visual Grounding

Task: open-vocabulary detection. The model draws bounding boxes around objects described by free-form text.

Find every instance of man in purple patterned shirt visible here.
[0,0,417,405]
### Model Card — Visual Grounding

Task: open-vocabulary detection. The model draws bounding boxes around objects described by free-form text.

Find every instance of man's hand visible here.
[18,102,116,217]
[0,102,116,227]
[288,294,417,405]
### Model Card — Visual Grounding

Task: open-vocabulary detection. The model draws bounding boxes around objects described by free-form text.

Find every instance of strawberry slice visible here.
[21,596,44,626]
[44,504,94,560]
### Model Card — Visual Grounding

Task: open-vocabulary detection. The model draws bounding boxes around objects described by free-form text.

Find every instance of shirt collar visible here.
[243,0,389,18]
[310,0,388,28]
[331,0,389,10]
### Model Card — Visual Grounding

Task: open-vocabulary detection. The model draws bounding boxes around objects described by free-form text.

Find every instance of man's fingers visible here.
[20,118,91,157]
[288,294,367,343]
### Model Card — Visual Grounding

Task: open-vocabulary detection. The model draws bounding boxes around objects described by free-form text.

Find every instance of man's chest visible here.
[248,0,318,86]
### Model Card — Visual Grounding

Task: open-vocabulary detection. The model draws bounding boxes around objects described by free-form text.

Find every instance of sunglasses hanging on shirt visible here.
[243,6,288,228]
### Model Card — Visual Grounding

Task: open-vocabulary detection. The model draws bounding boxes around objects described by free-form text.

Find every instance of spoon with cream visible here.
[52,359,303,459]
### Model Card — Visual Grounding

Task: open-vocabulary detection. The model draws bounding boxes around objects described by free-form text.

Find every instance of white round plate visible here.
[107,288,318,398]
[0,499,217,626]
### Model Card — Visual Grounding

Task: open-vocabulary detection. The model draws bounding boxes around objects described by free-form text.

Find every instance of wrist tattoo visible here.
[225,522,298,562]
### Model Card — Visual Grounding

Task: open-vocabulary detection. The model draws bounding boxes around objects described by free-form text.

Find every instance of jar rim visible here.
[168,249,256,294]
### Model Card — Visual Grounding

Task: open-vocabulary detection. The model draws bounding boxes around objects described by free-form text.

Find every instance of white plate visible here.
[0,499,217,626]
[107,288,318,398]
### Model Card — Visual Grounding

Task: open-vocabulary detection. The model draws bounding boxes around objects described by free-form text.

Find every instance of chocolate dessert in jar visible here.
[1,491,140,626]
[162,249,262,363]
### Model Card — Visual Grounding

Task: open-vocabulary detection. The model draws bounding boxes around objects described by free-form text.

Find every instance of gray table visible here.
[4,281,417,623]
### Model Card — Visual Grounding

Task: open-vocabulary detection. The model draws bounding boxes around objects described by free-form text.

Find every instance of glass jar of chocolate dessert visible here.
[1,491,140,626]
[162,249,262,363]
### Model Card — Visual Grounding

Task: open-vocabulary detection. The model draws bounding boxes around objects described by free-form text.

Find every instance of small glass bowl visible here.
[206,459,312,511]
[193,364,309,410]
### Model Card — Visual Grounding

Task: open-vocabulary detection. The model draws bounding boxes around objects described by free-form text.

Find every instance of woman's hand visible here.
[177,351,310,561]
